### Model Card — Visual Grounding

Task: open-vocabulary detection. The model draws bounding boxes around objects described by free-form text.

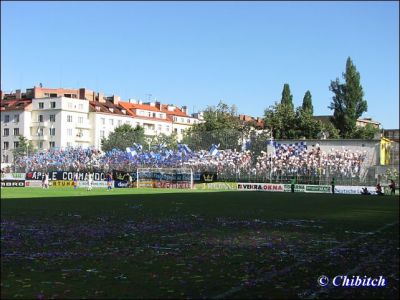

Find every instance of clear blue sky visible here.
[1,1,399,128]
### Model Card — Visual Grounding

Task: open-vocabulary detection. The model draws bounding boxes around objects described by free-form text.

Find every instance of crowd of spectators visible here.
[13,144,368,181]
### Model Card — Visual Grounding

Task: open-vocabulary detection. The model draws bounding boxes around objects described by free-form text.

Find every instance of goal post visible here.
[136,168,193,189]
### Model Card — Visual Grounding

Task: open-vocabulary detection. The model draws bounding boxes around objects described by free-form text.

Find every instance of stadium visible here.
[1,131,399,299]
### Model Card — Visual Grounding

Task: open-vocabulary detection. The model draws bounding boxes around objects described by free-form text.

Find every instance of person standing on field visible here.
[290,176,296,193]
[389,180,396,195]
[73,172,78,190]
[107,172,113,191]
[87,172,93,191]
[331,177,335,194]
[44,172,49,189]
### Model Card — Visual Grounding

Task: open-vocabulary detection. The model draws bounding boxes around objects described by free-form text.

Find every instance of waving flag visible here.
[209,143,220,156]
[126,147,137,159]
[133,143,143,152]
[178,144,192,155]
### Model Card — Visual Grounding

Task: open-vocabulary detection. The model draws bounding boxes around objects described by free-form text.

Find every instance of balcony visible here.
[75,122,90,129]
[31,135,49,141]
[30,121,48,127]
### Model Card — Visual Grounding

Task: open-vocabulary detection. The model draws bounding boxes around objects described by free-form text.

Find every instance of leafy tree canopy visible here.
[101,124,145,152]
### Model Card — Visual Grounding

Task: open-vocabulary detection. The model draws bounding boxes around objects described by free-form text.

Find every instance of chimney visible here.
[112,95,120,105]
[155,101,161,109]
[79,88,86,100]
[98,92,105,103]
[0,91,4,101]
[16,89,22,99]
[182,106,187,114]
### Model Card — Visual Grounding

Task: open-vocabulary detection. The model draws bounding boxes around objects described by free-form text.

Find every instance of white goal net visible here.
[136,168,193,189]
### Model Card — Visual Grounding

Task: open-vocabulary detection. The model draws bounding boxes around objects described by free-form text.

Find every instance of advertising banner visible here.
[137,181,154,188]
[305,185,331,193]
[1,173,26,180]
[52,180,75,187]
[283,184,306,193]
[154,181,191,189]
[200,172,218,183]
[237,183,285,192]
[335,185,377,195]
[114,180,131,188]
[78,181,108,188]
[1,180,25,188]
[25,180,48,187]
[196,182,237,190]
[25,171,106,181]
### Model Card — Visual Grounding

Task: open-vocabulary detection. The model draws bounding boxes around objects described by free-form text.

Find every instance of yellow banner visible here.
[52,180,75,187]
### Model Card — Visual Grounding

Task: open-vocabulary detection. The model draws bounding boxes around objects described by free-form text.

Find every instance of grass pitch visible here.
[1,188,399,299]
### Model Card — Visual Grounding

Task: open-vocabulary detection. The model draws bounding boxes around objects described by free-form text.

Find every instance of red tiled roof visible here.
[0,99,32,111]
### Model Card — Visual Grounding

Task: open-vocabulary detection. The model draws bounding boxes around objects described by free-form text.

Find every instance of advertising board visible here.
[335,185,377,195]
[1,180,25,187]
[1,173,26,180]
[196,182,237,190]
[237,183,285,192]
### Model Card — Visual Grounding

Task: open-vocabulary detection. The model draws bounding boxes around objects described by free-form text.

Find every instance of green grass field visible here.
[1,188,399,299]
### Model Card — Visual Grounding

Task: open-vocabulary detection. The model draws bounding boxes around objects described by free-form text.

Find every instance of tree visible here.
[101,124,145,152]
[182,101,242,150]
[351,124,380,140]
[329,57,368,137]
[281,83,294,111]
[13,135,35,159]
[295,107,323,139]
[149,133,178,150]
[301,90,314,115]
[264,102,297,139]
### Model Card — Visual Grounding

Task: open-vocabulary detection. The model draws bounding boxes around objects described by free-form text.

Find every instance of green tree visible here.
[295,108,323,139]
[281,83,294,111]
[13,135,35,159]
[264,102,297,139]
[101,124,145,152]
[301,90,314,115]
[351,124,380,140]
[182,101,242,150]
[329,57,368,137]
[149,133,178,150]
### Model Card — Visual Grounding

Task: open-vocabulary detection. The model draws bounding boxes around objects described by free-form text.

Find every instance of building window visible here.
[187,118,191,123]
[173,116,177,122]
[49,128,56,136]
[78,116,84,124]
[14,141,19,149]
[3,142,9,150]
[153,113,156,118]
[37,128,44,136]
[181,129,185,134]
[181,118,184,123]
[49,141,55,148]
[38,141,43,149]
[109,119,114,126]
[67,115,73,122]
[101,118,105,125]
[50,115,55,122]
[4,115,10,123]
[2,155,9,163]
[39,102,44,109]
[50,93,57,98]
[158,124,162,132]
[38,115,44,122]
[100,130,105,138]
[51,102,56,108]
[13,128,19,136]
[67,128,73,136]
[118,120,122,126]
[3,128,9,136]
[68,102,73,109]
[66,142,72,147]
[44,93,50,97]
[166,125,170,132]
[174,128,178,133]
[14,115,19,123]
[78,103,83,110]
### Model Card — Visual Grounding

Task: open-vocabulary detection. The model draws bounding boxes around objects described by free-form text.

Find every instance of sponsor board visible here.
[335,185,377,195]
[137,181,154,188]
[1,173,26,180]
[196,182,237,190]
[112,170,137,182]
[114,180,131,188]
[237,183,285,192]
[78,181,109,188]
[1,180,25,187]
[25,180,50,187]
[305,185,331,193]
[283,184,306,192]
[52,180,75,187]
[154,181,191,189]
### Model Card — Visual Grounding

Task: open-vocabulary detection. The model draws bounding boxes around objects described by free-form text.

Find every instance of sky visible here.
[1,1,399,128]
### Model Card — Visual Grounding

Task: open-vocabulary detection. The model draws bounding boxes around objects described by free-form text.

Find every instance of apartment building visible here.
[0,86,203,165]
